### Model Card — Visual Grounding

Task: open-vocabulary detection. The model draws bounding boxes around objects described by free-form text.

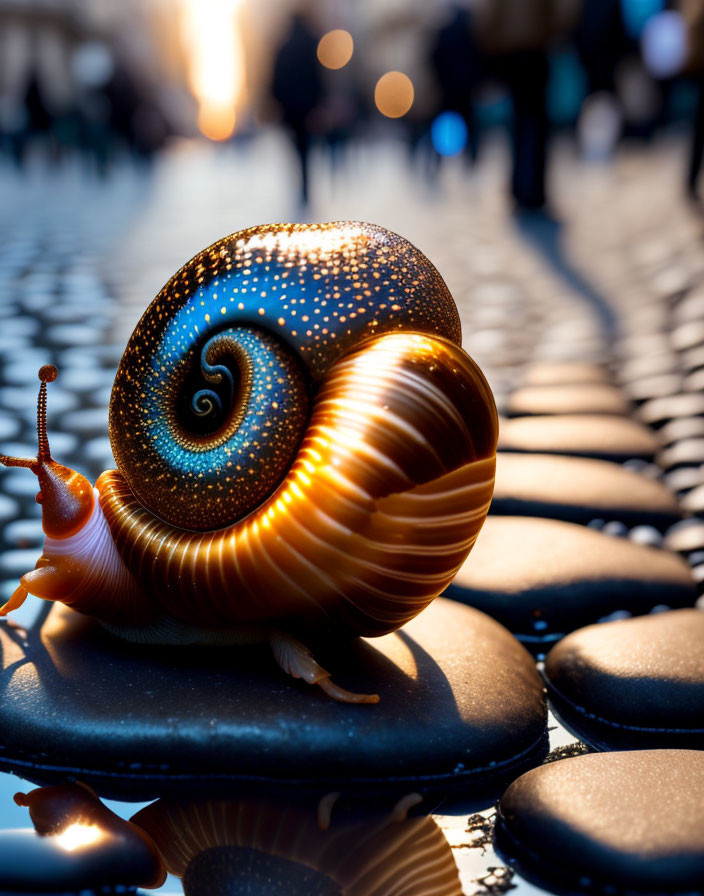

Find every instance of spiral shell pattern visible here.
[101,222,498,634]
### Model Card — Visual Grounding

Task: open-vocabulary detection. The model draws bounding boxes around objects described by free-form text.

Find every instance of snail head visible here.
[0,365,94,539]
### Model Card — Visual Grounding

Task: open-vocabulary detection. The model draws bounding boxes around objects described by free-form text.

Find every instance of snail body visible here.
[0,223,498,703]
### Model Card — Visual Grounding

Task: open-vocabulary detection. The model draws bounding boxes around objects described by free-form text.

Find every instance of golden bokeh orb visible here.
[374,71,414,119]
[317,29,354,70]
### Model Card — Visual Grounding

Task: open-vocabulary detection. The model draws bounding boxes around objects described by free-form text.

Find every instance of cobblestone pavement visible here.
[0,133,702,894]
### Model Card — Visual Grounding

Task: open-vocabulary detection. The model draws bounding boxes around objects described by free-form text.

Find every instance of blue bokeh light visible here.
[431,111,468,157]
[621,0,665,39]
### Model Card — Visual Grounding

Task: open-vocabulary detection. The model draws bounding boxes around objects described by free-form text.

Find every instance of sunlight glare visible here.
[180,0,245,141]
[55,822,103,852]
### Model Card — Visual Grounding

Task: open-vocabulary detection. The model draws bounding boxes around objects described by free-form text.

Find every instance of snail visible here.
[0,222,498,703]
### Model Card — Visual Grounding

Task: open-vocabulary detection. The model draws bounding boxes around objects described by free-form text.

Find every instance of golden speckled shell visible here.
[98,223,498,635]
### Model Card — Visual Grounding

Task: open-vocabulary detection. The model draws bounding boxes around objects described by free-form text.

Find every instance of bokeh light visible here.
[621,0,665,39]
[374,71,414,119]
[180,0,245,141]
[641,10,687,79]
[317,30,354,70]
[431,111,467,157]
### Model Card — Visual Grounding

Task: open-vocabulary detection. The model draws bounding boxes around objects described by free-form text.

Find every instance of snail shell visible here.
[0,222,497,701]
[98,222,497,634]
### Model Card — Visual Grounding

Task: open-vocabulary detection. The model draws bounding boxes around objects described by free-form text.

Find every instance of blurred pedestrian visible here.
[574,0,627,98]
[429,4,483,163]
[17,73,53,164]
[475,0,580,210]
[678,0,704,197]
[272,12,324,206]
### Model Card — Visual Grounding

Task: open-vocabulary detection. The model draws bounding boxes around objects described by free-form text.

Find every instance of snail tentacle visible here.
[0,584,29,617]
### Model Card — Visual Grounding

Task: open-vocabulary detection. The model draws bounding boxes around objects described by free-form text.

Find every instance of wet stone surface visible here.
[521,362,610,386]
[544,609,704,749]
[497,415,660,462]
[491,453,680,528]
[658,437,704,470]
[637,392,704,427]
[664,519,704,554]
[446,517,697,645]
[506,384,629,417]
[495,750,704,895]
[0,599,548,804]
[658,416,704,445]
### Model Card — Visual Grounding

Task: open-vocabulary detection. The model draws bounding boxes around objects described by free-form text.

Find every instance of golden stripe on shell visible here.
[99,329,497,635]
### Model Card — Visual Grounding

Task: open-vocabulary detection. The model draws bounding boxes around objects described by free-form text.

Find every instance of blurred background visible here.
[0,0,703,204]
[1,0,703,428]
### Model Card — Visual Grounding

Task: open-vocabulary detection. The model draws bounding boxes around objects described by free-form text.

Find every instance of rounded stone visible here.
[619,353,679,383]
[0,599,547,802]
[680,483,704,515]
[659,416,704,445]
[495,750,704,895]
[658,438,704,470]
[498,415,660,462]
[623,373,682,403]
[59,407,109,437]
[491,453,680,529]
[446,517,696,646]
[0,416,20,442]
[506,384,629,418]
[671,320,704,351]
[683,367,704,393]
[522,362,609,386]
[682,343,704,372]
[544,609,704,749]
[674,288,704,324]
[638,392,704,427]
[2,518,44,549]
[664,519,704,554]
[618,333,671,359]
[0,494,19,524]
[663,465,704,495]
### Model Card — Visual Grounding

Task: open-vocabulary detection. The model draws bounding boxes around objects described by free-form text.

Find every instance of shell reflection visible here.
[132,793,463,895]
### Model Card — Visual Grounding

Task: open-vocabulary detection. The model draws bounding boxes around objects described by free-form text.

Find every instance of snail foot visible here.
[269,630,380,704]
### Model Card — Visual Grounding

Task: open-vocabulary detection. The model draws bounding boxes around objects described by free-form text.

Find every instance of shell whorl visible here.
[100,332,497,634]
[101,222,497,635]
[109,222,460,532]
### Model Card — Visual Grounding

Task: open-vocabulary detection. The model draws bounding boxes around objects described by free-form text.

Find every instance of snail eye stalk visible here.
[0,364,58,472]
[0,365,94,540]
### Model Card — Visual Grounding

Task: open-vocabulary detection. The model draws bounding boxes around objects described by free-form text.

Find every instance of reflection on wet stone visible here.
[0,782,165,893]
[133,794,463,895]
